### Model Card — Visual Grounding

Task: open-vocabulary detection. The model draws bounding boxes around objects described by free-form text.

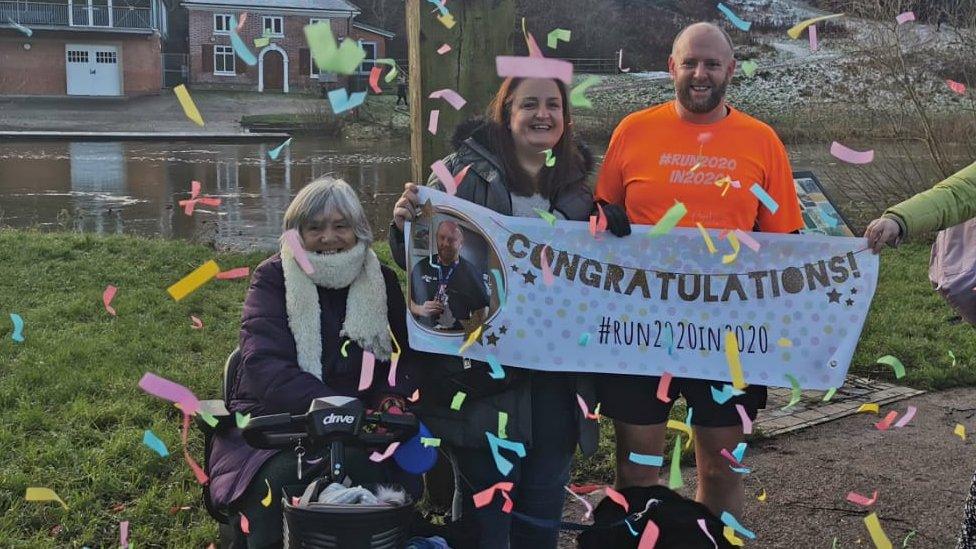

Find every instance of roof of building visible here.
[181,0,359,13]
[352,21,394,38]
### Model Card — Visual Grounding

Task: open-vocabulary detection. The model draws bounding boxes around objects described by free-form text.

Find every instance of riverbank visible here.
[1,229,973,545]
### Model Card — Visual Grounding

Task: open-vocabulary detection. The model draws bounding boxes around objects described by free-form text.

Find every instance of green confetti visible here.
[421,437,441,447]
[235,412,251,429]
[647,201,687,237]
[199,411,219,428]
[902,529,916,547]
[533,208,557,226]
[340,339,350,357]
[498,411,508,439]
[304,21,365,75]
[668,434,683,489]
[543,149,556,167]
[876,355,906,379]
[375,58,398,82]
[949,350,957,367]
[546,28,571,49]
[569,75,601,109]
[780,374,802,411]
[741,59,759,77]
[450,391,467,411]
[822,387,837,402]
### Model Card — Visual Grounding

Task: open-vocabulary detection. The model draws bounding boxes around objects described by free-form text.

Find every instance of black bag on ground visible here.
[576,486,735,549]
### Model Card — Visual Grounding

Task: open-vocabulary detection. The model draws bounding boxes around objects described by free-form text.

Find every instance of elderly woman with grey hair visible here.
[207,177,423,547]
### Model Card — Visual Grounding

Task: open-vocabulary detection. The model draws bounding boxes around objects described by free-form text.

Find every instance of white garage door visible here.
[66,44,121,96]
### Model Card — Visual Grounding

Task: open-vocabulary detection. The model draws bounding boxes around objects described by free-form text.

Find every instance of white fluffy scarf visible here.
[280,240,392,379]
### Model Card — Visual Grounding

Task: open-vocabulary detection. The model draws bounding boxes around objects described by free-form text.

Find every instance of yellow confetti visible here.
[714,176,733,196]
[863,512,893,549]
[167,260,220,301]
[261,479,272,507]
[777,338,793,347]
[956,424,967,440]
[173,84,204,126]
[723,526,745,546]
[689,162,702,173]
[437,12,456,28]
[25,487,68,509]
[725,330,747,389]
[458,325,483,353]
[666,419,694,449]
[757,488,767,502]
[721,232,741,265]
[787,13,845,39]
[696,223,717,254]
[857,403,880,414]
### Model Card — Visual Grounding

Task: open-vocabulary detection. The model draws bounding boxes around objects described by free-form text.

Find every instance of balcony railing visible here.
[0,0,154,30]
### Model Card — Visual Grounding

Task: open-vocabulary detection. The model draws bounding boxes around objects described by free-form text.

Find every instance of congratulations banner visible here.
[404,188,878,389]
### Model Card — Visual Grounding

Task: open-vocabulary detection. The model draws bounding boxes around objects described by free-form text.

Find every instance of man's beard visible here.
[438,250,458,264]
[676,78,729,114]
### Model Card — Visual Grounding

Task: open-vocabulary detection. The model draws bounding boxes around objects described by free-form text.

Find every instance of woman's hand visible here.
[414,300,445,317]
[600,203,632,237]
[393,182,421,231]
[864,217,902,254]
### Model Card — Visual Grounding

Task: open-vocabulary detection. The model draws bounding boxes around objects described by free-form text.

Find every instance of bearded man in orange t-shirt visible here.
[594,22,803,518]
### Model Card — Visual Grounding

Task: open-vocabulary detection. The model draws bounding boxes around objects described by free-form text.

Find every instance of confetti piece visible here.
[240,513,250,534]
[437,43,452,54]
[427,109,440,135]
[894,405,916,428]
[409,389,420,402]
[735,404,752,434]
[875,410,899,431]
[436,12,455,29]
[496,56,573,84]
[547,28,571,49]
[717,2,751,31]
[491,269,506,308]
[486,432,526,476]
[143,430,169,457]
[721,232,741,264]
[486,354,505,380]
[235,412,250,430]
[720,448,749,472]
[847,490,879,507]
[473,482,514,513]
[781,373,802,411]
[167,260,220,301]
[228,17,257,65]
[173,84,204,126]
[199,411,218,428]
[180,412,209,484]
[896,11,915,24]
[750,182,779,214]
[711,384,735,404]
[823,387,837,401]
[808,24,818,51]
[120,520,129,548]
[734,229,761,253]
[629,452,664,467]
[429,88,467,110]
[725,330,747,389]
[947,80,967,94]
[254,36,270,48]
[576,394,600,420]
[864,512,893,549]
[282,229,314,275]
[8,17,32,36]
[431,159,458,195]
[493,411,508,440]
[25,487,68,509]
[544,148,556,167]
[830,141,875,164]
[369,441,400,462]
[190,315,204,329]
[876,355,906,379]
[720,511,755,540]
[570,76,601,109]
[340,339,350,358]
[327,88,367,114]
[578,333,590,346]
[697,518,718,548]
[534,208,557,226]
[368,66,383,93]
[956,424,966,440]
[696,223,717,254]
[757,488,767,502]
[375,58,398,83]
[669,434,683,489]
[950,350,957,367]
[304,21,365,74]
[458,325,482,353]
[741,59,758,77]
[648,201,687,237]
[421,437,441,448]
[541,245,555,286]
[564,486,595,521]
[138,372,200,416]
[235,11,247,31]
[358,351,375,391]
[638,519,660,548]
[450,391,466,410]
[657,372,673,403]
[103,285,118,316]
[723,526,745,546]
[788,13,844,39]
[605,486,630,512]
[858,403,879,414]
[268,137,292,160]
[624,519,639,537]
[903,530,916,546]
[666,419,693,447]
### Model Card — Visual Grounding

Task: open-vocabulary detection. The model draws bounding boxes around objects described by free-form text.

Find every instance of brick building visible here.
[0,0,167,96]
[181,0,391,94]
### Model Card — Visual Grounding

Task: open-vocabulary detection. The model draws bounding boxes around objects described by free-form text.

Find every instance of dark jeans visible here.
[450,374,577,549]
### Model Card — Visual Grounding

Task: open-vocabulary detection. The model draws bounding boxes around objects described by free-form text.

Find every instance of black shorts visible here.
[595,374,767,427]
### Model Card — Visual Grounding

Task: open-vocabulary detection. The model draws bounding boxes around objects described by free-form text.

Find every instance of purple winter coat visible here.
[208,253,421,507]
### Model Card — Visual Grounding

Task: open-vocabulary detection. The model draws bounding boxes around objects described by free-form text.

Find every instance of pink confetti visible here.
[656,372,673,403]
[437,43,452,54]
[830,141,875,164]
[190,315,204,329]
[605,486,629,512]
[638,519,660,549]
[453,164,472,193]
[358,351,375,391]
[473,481,514,512]
[368,66,383,94]
[697,519,718,548]
[697,132,712,144]
[525,31,543,58]
[240,513,250,534]
[103,284,118,316]
[139,372,200,416]
[191,180,201,198]
[496,56,573,84]
[369,441,400,462]
[563,485,595,520]
[734,229,761,252]
[541,245,555,286]
[569,484,602,495]
[894,405,917,428]
[846,490,878,507]
[720,448,747,469]
[948,80,967,95]
[235,12,247,32]
[736,404,753,434]
[808,24,818,51]
[216,267,250,280]
[431,160,457,195]
[896,11,915,24]
[589,204,608,237]
[408,389,420,402]
[576,393,600,420]
[282,229,315,275]
[428,88,467,110]
[875,410,899,431]
[387,353,399,387]
[428,109,440,135]
[182,412,209,484]
[120,520,129,548]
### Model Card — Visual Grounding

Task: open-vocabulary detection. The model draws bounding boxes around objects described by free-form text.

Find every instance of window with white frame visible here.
[308,18,329,76]
[214,45,235,75]
[357,41,377,74]
[213,13,231,34]
[263,16,283,37]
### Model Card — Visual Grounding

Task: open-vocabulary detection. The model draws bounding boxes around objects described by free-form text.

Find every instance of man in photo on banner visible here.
[409,219,489,331]
[594,22,804,517]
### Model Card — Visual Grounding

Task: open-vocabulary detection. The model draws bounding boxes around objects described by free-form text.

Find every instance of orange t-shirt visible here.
[595,101,803,233]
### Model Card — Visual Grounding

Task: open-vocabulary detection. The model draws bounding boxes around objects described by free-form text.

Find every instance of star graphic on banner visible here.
[826,288,841,303]
[522,271,537,285]
[419,199,435,221]
[511,264,520,273]
[486,332,499,346]
[498,325,508,335]
[845,298,854,307]
[850,287,858,295]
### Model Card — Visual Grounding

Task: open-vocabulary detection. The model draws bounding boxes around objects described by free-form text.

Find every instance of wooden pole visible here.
[405,0,516,183]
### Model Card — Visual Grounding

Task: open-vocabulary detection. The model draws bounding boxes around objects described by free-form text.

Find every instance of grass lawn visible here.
[1,229,972,546]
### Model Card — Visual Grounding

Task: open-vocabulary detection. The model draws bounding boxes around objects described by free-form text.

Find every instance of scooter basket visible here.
[281,485,415,549]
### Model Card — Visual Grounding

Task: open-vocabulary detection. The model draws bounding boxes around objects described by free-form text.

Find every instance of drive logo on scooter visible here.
[322,413,356,426]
